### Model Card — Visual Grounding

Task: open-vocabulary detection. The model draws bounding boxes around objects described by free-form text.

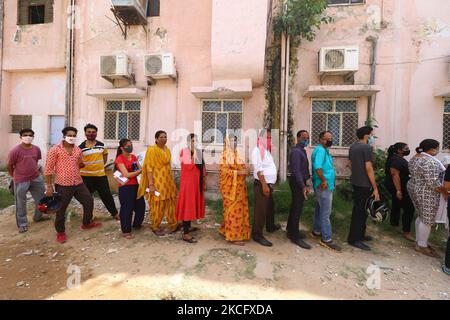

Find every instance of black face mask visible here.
[124,146,133,153]
[325,140,333,148]
[403,150,411,156]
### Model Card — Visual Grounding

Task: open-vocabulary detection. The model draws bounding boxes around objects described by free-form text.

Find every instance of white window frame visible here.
[103,100,142,142]
[201,99,244,147]
[310,98,358,148]
[327,0,365,6]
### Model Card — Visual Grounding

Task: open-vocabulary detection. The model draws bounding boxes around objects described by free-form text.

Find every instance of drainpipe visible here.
[279,1,289,183]
[0,0,4,112]
[366,35,378,125]
[65,0,76,126]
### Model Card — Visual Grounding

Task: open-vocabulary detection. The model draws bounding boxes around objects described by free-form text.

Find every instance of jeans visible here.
[118,185,145,234]
[313,188,333,242]
[14,176,46,228]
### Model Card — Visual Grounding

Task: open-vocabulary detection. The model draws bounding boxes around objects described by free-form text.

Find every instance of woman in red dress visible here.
[176,134,206,243]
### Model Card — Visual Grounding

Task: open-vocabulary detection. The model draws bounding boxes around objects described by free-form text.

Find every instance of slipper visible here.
[230,241,245,246]
[123,233,135,240]
[183,237,198,244]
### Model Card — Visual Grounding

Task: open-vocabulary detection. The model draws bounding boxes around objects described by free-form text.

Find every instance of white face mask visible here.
[21,136,34,144]
[65,136,77,145]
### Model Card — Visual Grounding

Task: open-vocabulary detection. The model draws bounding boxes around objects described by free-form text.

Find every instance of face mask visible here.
[86,134,97,141]
[368,136,375,145]
[300,139,309,147]
[124,146,133,153]
[21,136,34,144]
[325,140,333,148]
[403,150,411,156]
[65,136,77,145]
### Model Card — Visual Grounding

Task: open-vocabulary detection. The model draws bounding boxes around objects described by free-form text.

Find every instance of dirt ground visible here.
[0,198,449,300]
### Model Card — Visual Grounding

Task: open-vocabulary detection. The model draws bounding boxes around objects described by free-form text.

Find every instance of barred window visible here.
[443,101,450,149]
[17,0,54,25]
[311,100,358,147]
[10,115,32,133]
[327,0,364,5]
[104,101,141,141]
[147,0,160,17]
[201,100,243,145]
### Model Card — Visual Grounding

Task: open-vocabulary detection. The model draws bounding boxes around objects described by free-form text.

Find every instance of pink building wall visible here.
[293,0,450,177]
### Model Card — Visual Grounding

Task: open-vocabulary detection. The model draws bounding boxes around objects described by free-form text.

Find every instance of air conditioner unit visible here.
[144,53,177,79]
[111,0,148,25]
[100,54,132,79]
[319,46,359,74]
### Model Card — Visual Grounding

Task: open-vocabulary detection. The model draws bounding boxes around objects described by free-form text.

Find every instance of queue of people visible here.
[6,124,450,276]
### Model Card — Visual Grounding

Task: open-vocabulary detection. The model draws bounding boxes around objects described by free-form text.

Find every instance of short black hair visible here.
[155,130,167,139]
[297,130,308,138]
[416,139,440,154]
[62,126,78,136]
[19,128,34,136]
[84,123,98,132]
[356,126,374,139]
[187,133,198,142]
[319,131,332,140]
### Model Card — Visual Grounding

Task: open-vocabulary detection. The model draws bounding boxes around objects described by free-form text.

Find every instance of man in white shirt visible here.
[251,129,281,247]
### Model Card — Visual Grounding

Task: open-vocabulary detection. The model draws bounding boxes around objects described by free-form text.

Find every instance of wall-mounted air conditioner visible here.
[111,0,148,25]
[144,53,177,79]
[100,54,133,79]
[319,46,359,74]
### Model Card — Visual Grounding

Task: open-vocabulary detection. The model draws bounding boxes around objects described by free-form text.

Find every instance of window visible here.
[104,101,141,141]
[10,115,32,134]
[147,0,160,17]
[443,100,450,149]
[311,100,358,147]
[201,100,243,145]
[18,0,54,25]
[327,0,364,5]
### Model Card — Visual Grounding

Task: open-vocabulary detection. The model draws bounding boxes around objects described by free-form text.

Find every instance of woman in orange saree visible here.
[219,135,251,245]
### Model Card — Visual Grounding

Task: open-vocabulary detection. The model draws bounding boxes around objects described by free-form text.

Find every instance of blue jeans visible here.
[313,188,333,242]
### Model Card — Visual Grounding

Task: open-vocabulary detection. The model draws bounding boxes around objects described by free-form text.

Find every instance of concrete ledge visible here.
[87,88,147,99]
[434,86,450,98]
[191,79,253,99]
[303,85,382,98]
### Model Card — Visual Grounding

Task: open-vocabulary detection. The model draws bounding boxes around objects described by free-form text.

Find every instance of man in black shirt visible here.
[347,126,379,251]
[443,164,450,276]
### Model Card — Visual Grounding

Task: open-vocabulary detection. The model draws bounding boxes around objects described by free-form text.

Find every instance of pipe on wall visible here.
[65,0,76,126]
[366,35,378,124]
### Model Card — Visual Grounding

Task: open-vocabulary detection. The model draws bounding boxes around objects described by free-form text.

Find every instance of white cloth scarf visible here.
[421,152,449,229]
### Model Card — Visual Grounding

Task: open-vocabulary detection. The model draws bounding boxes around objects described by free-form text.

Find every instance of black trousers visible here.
[55,184,93,233]
[446,202,450,268]
[118,185,145,234]
[388,186,415,233]
[82,176,118,216]
[348,185,372,244]
[252,179,276,239]
[287,177,306,241]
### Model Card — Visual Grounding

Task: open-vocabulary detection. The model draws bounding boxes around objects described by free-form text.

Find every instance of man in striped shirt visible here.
[79,124,119,220]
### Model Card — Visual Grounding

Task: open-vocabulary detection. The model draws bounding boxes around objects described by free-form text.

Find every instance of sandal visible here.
[414,245,439,258]
[183,236,198,244]
[123,233,135,240]
[152,228,166,237]
[231,241,245,246]
[18,226,28,234]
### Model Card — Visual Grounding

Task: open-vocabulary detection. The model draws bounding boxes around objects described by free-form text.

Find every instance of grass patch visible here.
[206,182,448,250]
[0,188,14,209]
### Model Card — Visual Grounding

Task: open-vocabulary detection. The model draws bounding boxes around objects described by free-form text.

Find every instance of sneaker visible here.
[320,240,342,252]
[56,232,67,244]
[81,222,102,230]
[442,265,450,276]
[349,241,371,251]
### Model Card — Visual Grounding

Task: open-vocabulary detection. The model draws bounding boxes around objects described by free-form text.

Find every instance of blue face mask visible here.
[368,136,375,145]
[301,139,310,147]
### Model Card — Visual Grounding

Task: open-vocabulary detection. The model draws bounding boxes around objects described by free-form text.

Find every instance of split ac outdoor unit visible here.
[144,53,177,79]
[319,46,359,74]
[111,0,148,25]
[100,54,133,78]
